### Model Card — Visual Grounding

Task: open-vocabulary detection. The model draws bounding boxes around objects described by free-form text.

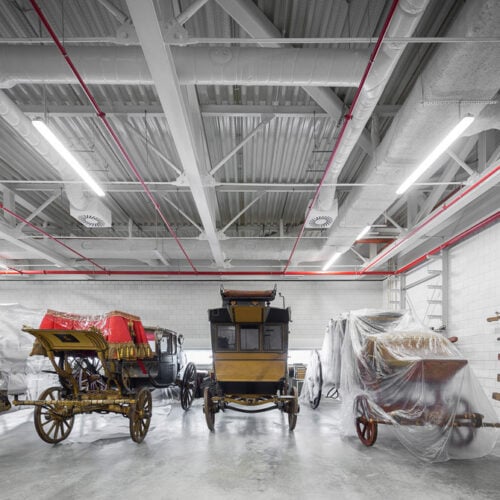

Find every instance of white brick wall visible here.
[448,221,500,415]
[400,221,500,416]
[0,279,383,349]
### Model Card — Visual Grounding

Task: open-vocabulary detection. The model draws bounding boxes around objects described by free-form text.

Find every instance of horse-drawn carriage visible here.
[203,287,299,431]
[13,310,197,443]
[342,310,499,461]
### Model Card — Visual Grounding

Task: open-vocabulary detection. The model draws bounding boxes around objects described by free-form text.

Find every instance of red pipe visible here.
[283,0,401,273]
[0,269,391,277]
[0,204,108,272]
[362,163,500,272]
[2,211,496,278]
[29,0,197,273]
[395,211,500,275]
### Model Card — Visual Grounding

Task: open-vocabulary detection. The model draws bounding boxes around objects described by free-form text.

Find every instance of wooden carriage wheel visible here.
[203,387,215,431]
[34,386,74,444]
[129,387,152,443]
[288,386,299,431]
[180,362,197,410]
[449,397,475,447]
[58,354,107,392]
[355,395,378,446]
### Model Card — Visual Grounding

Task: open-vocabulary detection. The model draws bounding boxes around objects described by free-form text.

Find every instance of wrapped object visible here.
[0,303,46,409]
[33,309,153,360]
[340,309,499,462]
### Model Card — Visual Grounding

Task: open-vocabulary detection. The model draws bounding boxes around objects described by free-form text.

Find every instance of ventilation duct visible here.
[305,199,338,229]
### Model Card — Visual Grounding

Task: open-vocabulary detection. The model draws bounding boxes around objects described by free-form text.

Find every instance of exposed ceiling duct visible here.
[319,0,500,262]
[316,0,431,213]
[0,46,370,88]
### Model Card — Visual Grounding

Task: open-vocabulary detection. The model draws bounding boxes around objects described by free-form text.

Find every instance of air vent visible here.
[305,200,338,229]
[70,197,112,228]
[307,214,334,229]
[76,214,107,228]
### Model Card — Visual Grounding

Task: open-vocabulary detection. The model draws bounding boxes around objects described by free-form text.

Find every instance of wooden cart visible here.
[353,329,499,447]
[203,287,299,431]
[13,311,197,444]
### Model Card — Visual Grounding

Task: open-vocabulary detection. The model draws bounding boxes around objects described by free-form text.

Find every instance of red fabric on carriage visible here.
[37,309,152,360]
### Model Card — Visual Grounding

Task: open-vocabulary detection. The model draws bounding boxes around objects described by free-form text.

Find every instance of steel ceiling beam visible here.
[214,0,373,156]
[126,0,226,268]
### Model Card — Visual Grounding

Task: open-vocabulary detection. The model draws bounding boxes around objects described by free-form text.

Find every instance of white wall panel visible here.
[401,222,500,416]
[0,280,382,349]
[448,222,500,415]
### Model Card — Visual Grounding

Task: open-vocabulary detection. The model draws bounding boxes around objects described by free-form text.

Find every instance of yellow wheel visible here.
[34,386,74,444]
[129,387,152,443]
[203,387,215,431]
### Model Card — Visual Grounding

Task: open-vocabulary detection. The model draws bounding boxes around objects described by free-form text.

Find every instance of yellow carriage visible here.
[203,287,299,431]
[13,310,197,443]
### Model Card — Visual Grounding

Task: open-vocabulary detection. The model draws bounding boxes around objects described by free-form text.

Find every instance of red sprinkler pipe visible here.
[395,211,500,275]
[2,212,496,278]
[362,163,500,273]
[29,0,197,273]
[0,204,108,272]
[0,208,500,278]
[0,269,391,277]
[283,0,401,273]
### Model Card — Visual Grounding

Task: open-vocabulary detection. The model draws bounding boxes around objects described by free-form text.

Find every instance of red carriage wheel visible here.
[354,395,378,447]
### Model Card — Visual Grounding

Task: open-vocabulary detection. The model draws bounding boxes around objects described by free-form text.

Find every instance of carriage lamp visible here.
[32,119,106,197]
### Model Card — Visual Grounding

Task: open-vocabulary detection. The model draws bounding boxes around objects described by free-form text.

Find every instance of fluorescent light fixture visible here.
[32,120,105,197]
[356,225,371,240]
[322,251,342,271]
[396,115,475,195]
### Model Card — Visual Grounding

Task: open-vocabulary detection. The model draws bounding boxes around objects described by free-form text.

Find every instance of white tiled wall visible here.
[0,279,383,349]
[399,222,500,415]
[447,221,500,414]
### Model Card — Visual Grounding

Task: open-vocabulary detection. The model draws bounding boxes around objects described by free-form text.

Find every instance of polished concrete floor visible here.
[1,395,499,500]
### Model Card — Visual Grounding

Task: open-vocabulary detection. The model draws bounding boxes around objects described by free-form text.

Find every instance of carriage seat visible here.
[364,330,458,368]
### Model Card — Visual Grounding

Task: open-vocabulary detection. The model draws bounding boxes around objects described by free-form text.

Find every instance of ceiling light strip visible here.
[0,204,108,272]
[31,120,105,197]
[29,0,197,273]
[283,0,401,273]
[362,162,500,273]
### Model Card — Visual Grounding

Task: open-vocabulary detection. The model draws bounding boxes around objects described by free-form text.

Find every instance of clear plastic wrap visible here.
[340,309,499,462]
[0,303,50,412]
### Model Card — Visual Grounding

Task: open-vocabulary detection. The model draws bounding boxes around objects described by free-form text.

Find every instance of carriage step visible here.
[492,392,500,401]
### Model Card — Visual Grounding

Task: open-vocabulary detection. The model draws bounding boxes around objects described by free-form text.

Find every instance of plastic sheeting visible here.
[0,303,53,412]
[300,317,345,406]
[340,309,499,462]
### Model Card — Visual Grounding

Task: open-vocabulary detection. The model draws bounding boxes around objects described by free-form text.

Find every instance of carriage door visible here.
[158,332,177,384]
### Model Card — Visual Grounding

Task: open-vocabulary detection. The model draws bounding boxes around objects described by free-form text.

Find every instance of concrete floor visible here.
[1,396,500,500]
